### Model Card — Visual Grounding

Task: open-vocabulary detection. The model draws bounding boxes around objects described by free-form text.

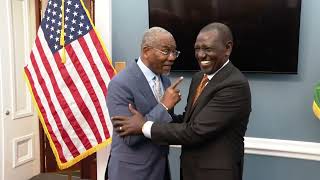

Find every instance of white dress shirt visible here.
[137,57,164,99]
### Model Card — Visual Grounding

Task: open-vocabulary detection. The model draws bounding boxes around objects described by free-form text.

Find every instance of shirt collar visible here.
[137,57,158,83]
[206,59,229,80]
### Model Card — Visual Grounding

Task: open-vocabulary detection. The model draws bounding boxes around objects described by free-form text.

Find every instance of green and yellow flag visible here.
[313,83,320,120]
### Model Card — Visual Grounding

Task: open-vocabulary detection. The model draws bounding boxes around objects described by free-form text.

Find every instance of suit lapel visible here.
[185,63,234,122]
[129,62,158,105]
[184,73,203,121]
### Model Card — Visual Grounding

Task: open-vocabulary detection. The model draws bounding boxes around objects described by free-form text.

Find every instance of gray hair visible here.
[141,27,173,49]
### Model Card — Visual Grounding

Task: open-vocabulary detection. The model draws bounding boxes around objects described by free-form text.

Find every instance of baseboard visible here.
[170,137,320,161]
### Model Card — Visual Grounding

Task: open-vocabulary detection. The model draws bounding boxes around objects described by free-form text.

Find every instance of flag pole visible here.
[60,0,66,64]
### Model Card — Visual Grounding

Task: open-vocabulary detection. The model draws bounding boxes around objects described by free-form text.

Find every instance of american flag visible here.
[24,0,115,169]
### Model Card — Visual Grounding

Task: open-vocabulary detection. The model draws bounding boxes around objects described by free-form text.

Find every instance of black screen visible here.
[149,0,301,73]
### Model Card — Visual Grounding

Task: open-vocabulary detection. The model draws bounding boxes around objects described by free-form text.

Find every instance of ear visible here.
[225,41,233,56]
[142,46,151,59]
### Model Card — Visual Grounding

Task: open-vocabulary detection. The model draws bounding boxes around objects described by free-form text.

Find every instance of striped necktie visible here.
[192,74,209,107]
[153,75,162,102]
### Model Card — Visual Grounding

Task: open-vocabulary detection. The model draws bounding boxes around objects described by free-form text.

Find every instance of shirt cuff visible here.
[142,121,154,139]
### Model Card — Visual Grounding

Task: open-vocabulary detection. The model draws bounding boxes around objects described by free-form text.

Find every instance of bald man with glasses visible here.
[105,27,183,180]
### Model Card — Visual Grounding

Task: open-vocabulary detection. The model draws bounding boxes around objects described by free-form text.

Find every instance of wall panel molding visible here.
[170,137,320,161]
[12,133,34,168]
[244,137,320,161]
[11,0,33,120]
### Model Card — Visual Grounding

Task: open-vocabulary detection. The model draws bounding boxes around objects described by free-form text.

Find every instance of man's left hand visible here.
[112,104,146,137]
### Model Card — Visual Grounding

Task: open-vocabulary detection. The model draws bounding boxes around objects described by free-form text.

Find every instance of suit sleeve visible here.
[151,81,251,145]
[107,79,172,146]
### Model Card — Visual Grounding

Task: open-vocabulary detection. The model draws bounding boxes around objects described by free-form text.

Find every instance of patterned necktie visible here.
[192,74,209,107]
[153,75,162,102]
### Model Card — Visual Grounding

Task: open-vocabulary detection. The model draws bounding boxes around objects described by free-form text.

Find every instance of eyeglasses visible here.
[149,47,181,58]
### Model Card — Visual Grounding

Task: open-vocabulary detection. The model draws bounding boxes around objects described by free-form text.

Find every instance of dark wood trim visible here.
[35,0,41,29]
[35,0,45,173]
[39,123,45,173]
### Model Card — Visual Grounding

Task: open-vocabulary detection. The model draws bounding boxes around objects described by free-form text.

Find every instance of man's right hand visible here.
[161,76,183,110]
[112,104,146,136]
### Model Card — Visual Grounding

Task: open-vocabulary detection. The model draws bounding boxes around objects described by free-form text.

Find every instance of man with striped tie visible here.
[106,27,182,180]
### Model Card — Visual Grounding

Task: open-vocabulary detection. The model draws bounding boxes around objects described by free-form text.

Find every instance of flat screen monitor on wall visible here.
[148,0,302,73]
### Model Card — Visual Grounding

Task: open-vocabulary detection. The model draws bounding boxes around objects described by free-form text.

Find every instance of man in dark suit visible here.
[106,27,182,180]
[112,22,252,180]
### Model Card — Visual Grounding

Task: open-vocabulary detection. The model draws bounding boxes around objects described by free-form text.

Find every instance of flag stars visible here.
[42,0,93,51]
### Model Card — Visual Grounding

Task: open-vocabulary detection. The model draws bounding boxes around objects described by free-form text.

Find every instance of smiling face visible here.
[194,30,232,75]
[142,32,177,75]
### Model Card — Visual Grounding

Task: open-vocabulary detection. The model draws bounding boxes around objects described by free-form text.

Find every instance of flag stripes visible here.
[89,31,115,80]
[34,36,90,155]
[24,68,69,163]
[71,39,110,139]
[78,36,107,94]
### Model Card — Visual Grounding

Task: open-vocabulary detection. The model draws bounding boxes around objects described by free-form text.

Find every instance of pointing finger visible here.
[170,76,184,89]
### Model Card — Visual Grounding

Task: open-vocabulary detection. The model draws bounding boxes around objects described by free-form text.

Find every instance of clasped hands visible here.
[112,77,183,137]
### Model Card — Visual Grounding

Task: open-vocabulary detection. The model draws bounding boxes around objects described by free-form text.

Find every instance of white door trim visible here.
[95,0,113,180]
[0,49,4,180]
